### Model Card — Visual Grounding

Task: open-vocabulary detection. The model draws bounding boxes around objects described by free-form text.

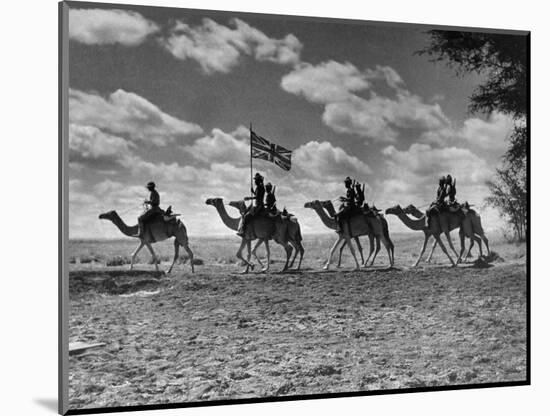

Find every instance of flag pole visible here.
[249,123,253,198]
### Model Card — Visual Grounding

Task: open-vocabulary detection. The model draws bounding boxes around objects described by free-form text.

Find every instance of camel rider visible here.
[237,172,265,236]
[137,181,162,238]
[426,176,447,227]
[355,182,365,208]
[265,182,277,215]
[446,174,458,210]
[334,176,356,232]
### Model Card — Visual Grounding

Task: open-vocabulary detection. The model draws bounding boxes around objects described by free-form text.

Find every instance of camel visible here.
[228,200,305,271]
[321,200,394,266]
[321,200,394,267]
[304,200,394,270]
[205,198,303,273]
[385,204,474,267]
[98,210,194,274]
[403,204,490,262]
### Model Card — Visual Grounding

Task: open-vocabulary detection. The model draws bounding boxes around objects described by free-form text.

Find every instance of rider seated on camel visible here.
[445,174,459,211]
[265,182,277,215]
[137,181,162,238]
[237,172,265,236]
[425,176,447,227]
[334,176,356,232]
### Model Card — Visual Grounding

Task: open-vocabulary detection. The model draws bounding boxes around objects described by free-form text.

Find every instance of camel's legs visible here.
[368,237,381,267]
[413,234,430,267]
[145,243,160,273]
[324,236,344,270]
[362,235,375,267]
[434,235,456,267]
[167,239,180,274]
[481,233,490,255]
[380,235,394,267]
[355,237,364,265]
[426,238,437,263]
[181,240,195,273]
[280,242,292,271]
[289,241,299,269]
[443,230,460,260]
[236,239,254,273]
[262,240,271,272]
[465,235,482,259]
[339,237,364,267]
[344,235,361,270]
[251,239,265,269]
[337,239,346,268]
[130,241,144,270]
[291,240,305,270]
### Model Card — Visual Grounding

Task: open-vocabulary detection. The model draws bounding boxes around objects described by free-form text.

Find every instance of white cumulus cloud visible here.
[69,8,159,46]
[69,89,203,146]
[281,61,449,143]
[162,18,302,74]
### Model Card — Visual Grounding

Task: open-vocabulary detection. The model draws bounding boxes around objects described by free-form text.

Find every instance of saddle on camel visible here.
[236,173,296,239]
[334,177,382,233]
[425,175,474,228]
[137,182,181,242]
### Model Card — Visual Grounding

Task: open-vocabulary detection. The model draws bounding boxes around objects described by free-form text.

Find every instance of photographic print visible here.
[59,1,529,414]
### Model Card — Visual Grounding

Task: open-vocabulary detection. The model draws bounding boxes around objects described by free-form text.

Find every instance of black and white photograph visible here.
[60,1,528,413]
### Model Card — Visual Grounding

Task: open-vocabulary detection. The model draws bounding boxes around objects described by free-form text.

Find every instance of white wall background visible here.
[1,0,546,415]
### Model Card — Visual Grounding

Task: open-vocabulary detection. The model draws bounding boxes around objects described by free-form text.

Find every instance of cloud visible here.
[421,112,514,151]
[162,18,302,74]
[281,61,370,104]
[382,143,492,186]
[69,89,203,146]
[281,61,449,142]
[69,124,134,168]
[69,8,159,46]
[182,127,249,166]
[293,141,372,181]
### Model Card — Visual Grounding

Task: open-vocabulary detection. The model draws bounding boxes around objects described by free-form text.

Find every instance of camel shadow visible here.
[362,265,403,273]
[70,269,164,279]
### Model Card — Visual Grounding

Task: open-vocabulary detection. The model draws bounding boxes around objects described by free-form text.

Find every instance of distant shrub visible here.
[106,256,134,267]
[192,258,204,266]
[79,255,97,264]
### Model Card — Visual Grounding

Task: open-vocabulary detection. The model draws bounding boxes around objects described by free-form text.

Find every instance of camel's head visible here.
[304,200,319,209]
[98,210,117,221]
[205,197,222,207]
[385,205,403,216]
[228,200,247,214]
[403,204,417,215]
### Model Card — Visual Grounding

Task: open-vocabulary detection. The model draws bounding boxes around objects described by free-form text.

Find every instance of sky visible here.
[66,3,519,239]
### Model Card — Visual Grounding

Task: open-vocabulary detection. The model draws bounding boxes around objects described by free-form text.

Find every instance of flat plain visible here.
[67,232,527,410]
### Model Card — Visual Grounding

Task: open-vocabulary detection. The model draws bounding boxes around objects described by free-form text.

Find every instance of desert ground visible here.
[67,232,527,410]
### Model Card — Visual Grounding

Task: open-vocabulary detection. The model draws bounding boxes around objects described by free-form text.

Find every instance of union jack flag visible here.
[251,131,292,171]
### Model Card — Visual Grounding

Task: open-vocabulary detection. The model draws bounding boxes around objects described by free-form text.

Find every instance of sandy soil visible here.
[67,234,527,410]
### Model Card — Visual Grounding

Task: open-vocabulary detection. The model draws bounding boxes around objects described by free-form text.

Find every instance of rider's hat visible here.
[446,174,453,182]
[344,176,352,184]
[146,181,156,189]
[254,172,264,181]
[265,182,273,190]
[439,176,446,184]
